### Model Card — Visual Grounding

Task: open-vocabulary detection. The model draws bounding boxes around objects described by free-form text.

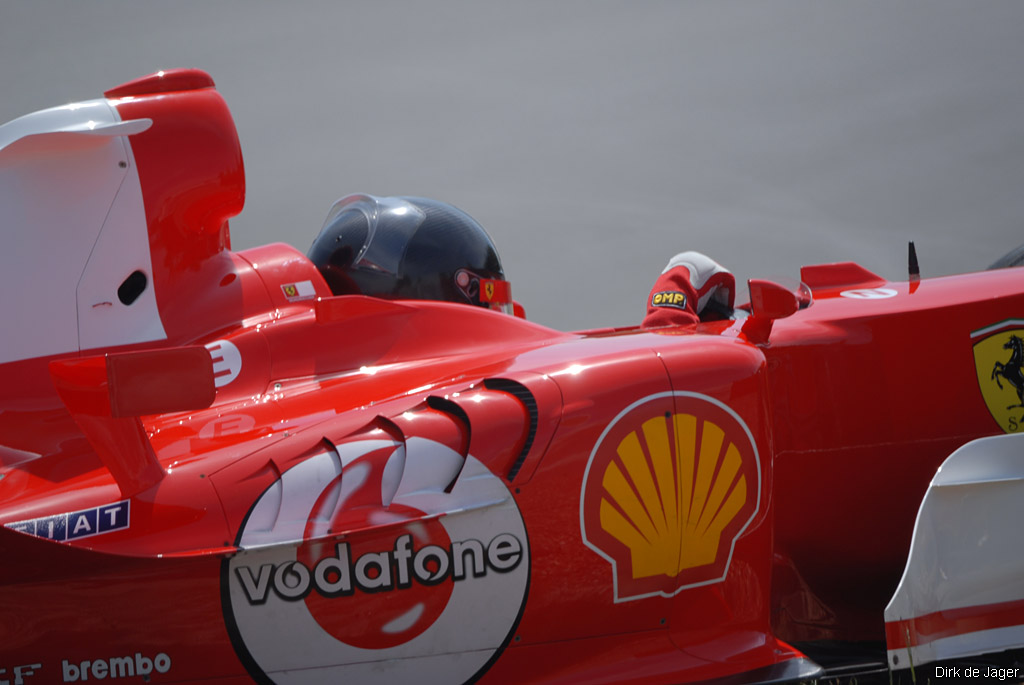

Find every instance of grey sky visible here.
[4,1,1023,329]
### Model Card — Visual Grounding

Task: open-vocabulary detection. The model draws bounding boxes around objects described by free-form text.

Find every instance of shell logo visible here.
[580,392,761,602]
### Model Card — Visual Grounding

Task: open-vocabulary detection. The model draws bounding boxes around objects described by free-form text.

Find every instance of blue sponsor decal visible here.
[5,500,130,542]
[67,508,98,540]
[98,501,129,532]
[6,519,36,535]
[36,515,68,541]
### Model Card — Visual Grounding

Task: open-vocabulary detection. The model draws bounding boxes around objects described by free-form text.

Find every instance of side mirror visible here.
[742,279,803,343]
[749,279,800,320]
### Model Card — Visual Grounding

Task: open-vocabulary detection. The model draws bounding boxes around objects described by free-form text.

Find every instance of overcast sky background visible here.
[4,2,1023,330]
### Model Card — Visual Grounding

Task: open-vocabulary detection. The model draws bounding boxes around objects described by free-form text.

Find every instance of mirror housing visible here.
[742,279,803,343]
[749,279,800,320]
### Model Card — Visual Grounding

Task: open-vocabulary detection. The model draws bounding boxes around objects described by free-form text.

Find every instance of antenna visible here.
[908,241,920,282]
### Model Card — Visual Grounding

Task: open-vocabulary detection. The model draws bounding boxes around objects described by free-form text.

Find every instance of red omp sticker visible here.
[580,392,761,602]
[226,439,528,684]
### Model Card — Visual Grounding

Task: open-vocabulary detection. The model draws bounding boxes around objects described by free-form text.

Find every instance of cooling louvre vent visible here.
[483,378,537,480]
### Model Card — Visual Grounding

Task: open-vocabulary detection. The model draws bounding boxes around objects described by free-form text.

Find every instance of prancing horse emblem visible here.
[973,323,1024,433]
[992,334,1024,410]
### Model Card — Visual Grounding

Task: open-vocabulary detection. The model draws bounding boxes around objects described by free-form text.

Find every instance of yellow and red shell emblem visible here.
[580,392,761,602]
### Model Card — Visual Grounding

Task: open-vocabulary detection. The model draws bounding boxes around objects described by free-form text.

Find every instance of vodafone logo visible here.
[238,533,523,604]
[224,437,529,684]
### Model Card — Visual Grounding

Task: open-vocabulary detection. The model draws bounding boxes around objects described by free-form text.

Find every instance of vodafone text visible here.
[236,532,524,603]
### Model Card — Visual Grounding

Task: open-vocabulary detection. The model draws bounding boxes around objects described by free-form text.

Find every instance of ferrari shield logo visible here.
[973,320,1024,433]
[484,280,495,301]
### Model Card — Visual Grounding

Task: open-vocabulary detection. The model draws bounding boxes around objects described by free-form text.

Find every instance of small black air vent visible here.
[483,378,537,481]
[117,270,148,305]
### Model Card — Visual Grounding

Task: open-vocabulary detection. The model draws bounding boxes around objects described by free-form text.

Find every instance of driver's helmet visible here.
[308,194,511,312]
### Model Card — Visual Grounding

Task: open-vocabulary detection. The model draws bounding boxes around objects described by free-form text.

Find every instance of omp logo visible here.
[973,320,1024,432]
[225,439,529,683]
[651,290,687,310]
[580,392,761,602]
[205,339,241,388]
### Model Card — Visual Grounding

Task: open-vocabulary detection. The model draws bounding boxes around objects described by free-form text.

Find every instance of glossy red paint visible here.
[765,271,1022,644]
[0,70,1019,683]
[104,68,217,98]
[109,76,246,346]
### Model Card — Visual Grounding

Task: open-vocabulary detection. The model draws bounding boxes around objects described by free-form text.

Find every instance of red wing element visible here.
[49,346,215,496]
[103,68,216,98]
[799,261,885,290]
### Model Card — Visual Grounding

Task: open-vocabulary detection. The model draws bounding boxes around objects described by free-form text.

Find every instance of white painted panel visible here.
[77,129,167,352]
[886,433,1024,668]
[0,99,124,363]
[0,98,165,363]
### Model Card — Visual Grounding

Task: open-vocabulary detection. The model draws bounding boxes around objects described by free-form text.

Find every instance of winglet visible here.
[49,346,216,496]
[104,68,216,98]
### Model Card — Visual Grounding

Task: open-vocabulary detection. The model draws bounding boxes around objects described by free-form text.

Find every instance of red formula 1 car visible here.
[1,69,1023,684]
